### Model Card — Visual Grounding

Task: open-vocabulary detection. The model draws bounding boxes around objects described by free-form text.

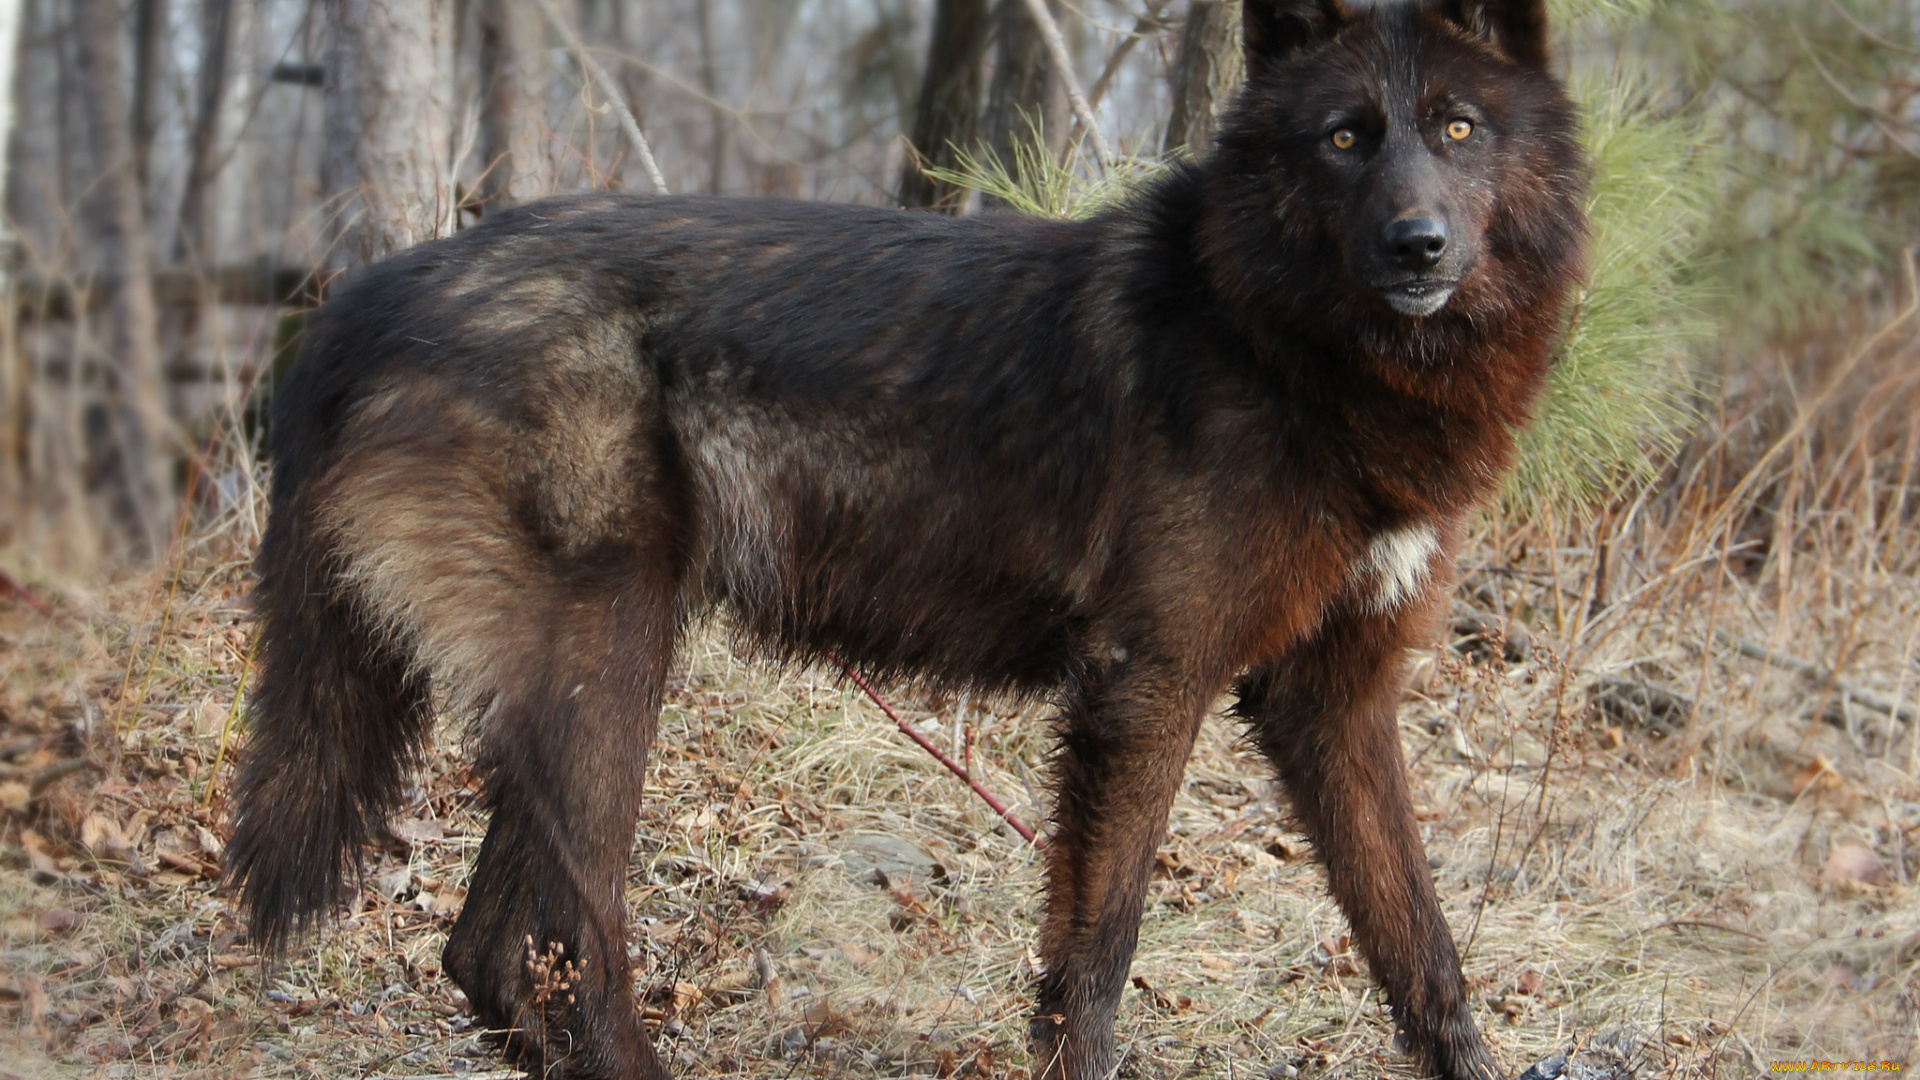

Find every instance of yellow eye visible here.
[1331,128,1357,150]
[1446,118,1474,141]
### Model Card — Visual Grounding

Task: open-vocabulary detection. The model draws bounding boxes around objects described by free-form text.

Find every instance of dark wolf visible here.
[225,1,1584,1077]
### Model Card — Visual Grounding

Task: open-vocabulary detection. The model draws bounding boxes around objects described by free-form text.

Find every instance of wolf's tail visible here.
[224,479,433,953]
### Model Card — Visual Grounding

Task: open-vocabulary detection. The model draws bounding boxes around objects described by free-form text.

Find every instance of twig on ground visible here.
[0,564,54,617]
[0,758,103,797]
[1713,626,1917,725]
[531,0,668,194]
[828,654,1041,847]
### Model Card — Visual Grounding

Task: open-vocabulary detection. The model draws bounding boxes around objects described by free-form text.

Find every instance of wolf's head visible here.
[1200,0,1585,352]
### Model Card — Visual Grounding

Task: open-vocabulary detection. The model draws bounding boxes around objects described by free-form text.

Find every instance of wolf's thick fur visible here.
[226,1,1585,1077]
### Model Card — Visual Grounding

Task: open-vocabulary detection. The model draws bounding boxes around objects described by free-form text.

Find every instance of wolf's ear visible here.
[1242,0,1351,68]
[1438,0,1552,68]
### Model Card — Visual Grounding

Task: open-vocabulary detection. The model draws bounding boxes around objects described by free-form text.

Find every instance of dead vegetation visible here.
[1,296,1917,1080]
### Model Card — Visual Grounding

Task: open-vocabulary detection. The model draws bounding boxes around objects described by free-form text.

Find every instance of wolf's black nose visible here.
[1385,216,1448,270]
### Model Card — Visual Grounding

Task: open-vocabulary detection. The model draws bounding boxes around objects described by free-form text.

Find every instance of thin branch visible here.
[0,565,54,617]
[829,654,1041,847]
[1017,0,1113,170]
[1713,627,1917,726]
[1085,0,1174,113]
[529,0,668,193]
[1822,0,1920,57]
[1792,21,1920,160]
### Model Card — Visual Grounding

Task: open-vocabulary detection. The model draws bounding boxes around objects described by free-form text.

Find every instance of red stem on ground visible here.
[828,653,1042,847]
[0,565,54,618]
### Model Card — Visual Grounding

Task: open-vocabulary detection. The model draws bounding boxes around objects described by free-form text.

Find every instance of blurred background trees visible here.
[0,0,1914,566]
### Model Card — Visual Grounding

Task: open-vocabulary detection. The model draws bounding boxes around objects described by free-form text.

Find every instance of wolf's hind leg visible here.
[1237,611,1500,1080]
[440,566,678,1080]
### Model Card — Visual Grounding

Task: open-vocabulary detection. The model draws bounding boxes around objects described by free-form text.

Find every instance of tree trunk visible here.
[981,0,1066,207]
[0,0,24,528]
[175,0,234,262]
[322,0,452,268]
[695,0,728,194]
[130,0,162,189]
[1163,0,1240,156]
[477,0,546,209]
[900,0,990,212]
[75,0,173,557]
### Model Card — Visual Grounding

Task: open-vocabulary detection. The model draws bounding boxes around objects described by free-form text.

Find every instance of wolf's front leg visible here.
[1031,667,1211,1080]
[1236,606,1501,1080]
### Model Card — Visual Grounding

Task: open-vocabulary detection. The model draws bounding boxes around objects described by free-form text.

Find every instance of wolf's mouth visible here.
[1381,280,1458,317]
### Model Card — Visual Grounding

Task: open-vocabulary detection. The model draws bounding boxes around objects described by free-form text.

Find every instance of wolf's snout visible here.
[1385,216,1448,271]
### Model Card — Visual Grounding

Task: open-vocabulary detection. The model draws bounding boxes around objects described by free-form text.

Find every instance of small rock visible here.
[1451,610,1531,664]
[838,833,936,884]
[1589,676,1692,737]
[1517,1051,1567,1080]
[389,817,446,847]
[370,866,412,901]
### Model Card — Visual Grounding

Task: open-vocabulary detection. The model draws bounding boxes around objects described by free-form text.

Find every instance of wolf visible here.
[225,1,1585,1078]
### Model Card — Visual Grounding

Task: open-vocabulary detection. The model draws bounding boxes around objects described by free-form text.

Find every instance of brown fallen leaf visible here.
[1790,753,1841,796]
[81,812,137,865]
[704,967,757,996]
[669,980,703,1018]
[21,829,62,879]
[1130,974,1192,1012]
[800,998,849,1038]
[1489,994,1531,1022]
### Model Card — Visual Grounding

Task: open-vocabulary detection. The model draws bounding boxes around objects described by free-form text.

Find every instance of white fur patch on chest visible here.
[1351,523,1441,613]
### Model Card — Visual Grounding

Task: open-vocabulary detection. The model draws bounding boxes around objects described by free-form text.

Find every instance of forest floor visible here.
[1,518,1916,1079]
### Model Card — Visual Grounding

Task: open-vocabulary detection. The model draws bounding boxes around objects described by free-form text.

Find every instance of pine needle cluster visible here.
[1508,71,1716,511]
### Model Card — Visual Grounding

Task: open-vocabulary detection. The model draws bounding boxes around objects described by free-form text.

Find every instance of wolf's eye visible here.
[1330,128,1357,150]
[1446,118,1474,141]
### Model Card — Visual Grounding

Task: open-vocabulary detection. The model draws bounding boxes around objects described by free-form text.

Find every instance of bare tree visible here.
[130,0,162,188]
[695,0,728,194]
[477,0,547,209]
[175,0,235,262]
[0,0,22,524]
[322,0,452,267]
[899,0,990,212]
[1163,0,1240,156]
[982,0,1066,206]
[75,0,173,556]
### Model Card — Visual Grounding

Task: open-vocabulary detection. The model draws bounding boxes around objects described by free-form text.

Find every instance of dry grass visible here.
[2,301,1917,1079]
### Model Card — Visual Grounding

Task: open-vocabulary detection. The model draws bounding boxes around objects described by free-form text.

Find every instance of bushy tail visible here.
[224,494,432,953]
